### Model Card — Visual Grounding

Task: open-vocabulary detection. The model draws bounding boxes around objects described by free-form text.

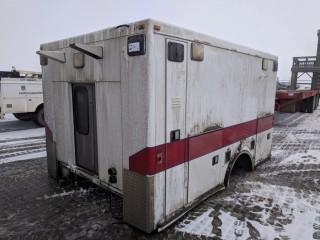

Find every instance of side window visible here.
[168,42,184,62]
[73,86,89,135]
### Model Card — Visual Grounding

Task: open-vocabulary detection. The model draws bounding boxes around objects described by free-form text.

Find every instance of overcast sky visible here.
[0,0,319,80]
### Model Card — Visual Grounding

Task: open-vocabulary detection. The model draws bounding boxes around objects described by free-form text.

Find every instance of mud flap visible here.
[123,169,155,233]
[46,127,57,179]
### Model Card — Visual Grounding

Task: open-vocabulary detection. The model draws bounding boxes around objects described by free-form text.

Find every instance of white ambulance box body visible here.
[40,19,277,233]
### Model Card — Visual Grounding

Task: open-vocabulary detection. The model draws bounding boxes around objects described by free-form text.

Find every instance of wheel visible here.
[13,113,33,121]
[33,106,45,127]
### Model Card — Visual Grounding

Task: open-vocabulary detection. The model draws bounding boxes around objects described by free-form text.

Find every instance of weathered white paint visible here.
[188,147,227,202]
[165,39,188,217]
[40,19,277,232]
[188,136,257,203]
[256,129,273,164]
[53,82,75,166]
[96,82,123,190]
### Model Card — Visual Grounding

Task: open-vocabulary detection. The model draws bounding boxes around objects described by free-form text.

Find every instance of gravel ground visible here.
[0,111,319,240]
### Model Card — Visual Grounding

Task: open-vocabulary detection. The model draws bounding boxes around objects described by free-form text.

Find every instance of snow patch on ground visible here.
[271,149,287,159]
[0,138,43,147]
[0,114,17,122]
[298,114,320,130]
[285,133,297,142]
[0,127,46,165]
[176,181,320,239]
[175,208,214,237]
[261,168,320,176]
[219,211,250,240]
[232,182,320,239]
[0,151,46,164]
[0,128,44,141]
[295,132,320,141]
[40,188,91,200]
[279,150,320,166]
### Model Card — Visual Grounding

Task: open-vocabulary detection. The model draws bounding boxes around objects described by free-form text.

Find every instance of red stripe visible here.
[189,130,223,160]
[222,119,257,146]
[166,140,187,169]
[257,115,273,133]
[129,115,273,175]
[276,90,320,100]
[128,144,166,175]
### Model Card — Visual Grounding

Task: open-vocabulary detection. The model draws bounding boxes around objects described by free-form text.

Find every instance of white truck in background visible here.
[0,69,45,126]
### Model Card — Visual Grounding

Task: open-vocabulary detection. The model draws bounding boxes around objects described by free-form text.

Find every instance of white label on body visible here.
[128,42,140,52]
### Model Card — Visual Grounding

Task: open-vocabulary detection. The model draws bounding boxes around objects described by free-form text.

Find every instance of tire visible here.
[13,113,33,121]
[33,106,45,127]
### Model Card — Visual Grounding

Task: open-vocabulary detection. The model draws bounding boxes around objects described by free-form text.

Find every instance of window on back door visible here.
[168,42,184,62]
[73,86,89,135]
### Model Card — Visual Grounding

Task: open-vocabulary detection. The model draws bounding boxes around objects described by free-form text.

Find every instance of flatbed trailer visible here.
[275,89,320,113]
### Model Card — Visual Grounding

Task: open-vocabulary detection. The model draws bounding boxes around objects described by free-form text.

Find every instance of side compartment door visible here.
[1,81,27,113]
[165,39,188,217]
[26,82,43,112]
[72,83,98,174]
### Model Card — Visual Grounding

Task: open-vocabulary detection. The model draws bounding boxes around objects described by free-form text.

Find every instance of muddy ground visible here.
[0,111,319,240]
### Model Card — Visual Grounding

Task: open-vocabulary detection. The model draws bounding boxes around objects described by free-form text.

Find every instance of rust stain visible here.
[203,124,223,132]
[190,116,223,135]
[258,112,273,118]
[230,141,243,163]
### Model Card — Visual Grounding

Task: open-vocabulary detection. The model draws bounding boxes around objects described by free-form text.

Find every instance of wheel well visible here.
[224,152,254,187]
[35,103,44,113]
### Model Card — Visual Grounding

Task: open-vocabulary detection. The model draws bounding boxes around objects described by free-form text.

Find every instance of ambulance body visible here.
[39,19,277,232]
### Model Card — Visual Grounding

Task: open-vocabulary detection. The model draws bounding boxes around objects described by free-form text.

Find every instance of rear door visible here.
[165,39,188,217]
[72,83,98,174]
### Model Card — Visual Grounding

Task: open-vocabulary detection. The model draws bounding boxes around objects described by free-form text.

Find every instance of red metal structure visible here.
[275,89,320,113]
[276,30,320,113]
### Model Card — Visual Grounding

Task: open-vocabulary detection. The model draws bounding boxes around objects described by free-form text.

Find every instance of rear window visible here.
[73,86,89,135]
[168,42,184,62]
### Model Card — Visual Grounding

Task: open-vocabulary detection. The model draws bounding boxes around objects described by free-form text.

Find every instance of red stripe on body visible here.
[129,144,166,175]
[257,115,273,133]
[129,115,273,175]
[189,130,223,160]
[166,140,187,169]
[222,119,257,146]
